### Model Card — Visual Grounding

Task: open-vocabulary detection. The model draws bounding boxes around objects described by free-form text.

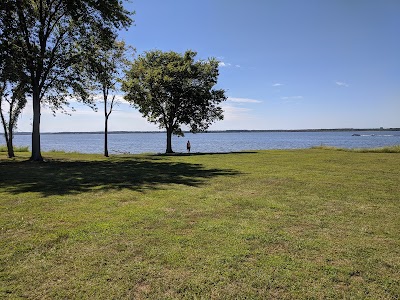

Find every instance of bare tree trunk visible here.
[7,129,14,158]
[104,89,110,157]
[104,115,109,157]
[30,88,43,161]
[1,120,14,158]
[0,105,14,158]
[7,101,15,158]
[166,127,173,153]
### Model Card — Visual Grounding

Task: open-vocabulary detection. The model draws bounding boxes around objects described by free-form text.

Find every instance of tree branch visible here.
[107,94,116,118]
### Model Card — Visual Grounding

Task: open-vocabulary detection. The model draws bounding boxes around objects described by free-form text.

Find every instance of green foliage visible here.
[1,149,399,298]
[1,0,132,107]
[123,50,227,152]
[0,0,133,160]
[81,40,133,156]
[0,21,29,158]
[83,40,132,93]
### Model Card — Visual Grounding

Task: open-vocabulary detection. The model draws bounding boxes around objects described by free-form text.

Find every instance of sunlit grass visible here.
[1,149,399,299]
[0,145,29,152]
[312,144,400,153]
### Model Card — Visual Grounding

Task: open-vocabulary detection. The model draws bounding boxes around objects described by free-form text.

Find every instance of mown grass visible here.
[0,145,29,152]
[0,149,399,299]
[312,144,400,153]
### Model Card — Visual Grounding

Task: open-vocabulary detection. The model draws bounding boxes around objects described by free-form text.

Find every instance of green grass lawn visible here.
[1,149,399,299]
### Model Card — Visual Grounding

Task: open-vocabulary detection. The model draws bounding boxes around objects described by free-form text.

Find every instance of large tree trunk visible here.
[7,125,14,158]
[104,115,109,157]
[30,89,43,161]
[166,127,174,153]
[6,139,14,158]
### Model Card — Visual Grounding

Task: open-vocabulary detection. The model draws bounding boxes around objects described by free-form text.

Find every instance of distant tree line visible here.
[0,0,226,159]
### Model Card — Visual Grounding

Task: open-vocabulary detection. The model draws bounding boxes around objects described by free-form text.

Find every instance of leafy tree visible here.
[82,40,132,157]
[0,68,28,158]
[0,0,132,161]
[123,50,226,153]
[0,17,29,158]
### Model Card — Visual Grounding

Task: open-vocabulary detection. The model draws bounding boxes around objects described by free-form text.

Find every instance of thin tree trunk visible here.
[1,119,14,158]
[1,127,11,157]
[104,115,109,157]
[30,89,43,161]
[104,89,109,157]
[0,105,14,158]
[7,99,15,158]
[166,127,173,153]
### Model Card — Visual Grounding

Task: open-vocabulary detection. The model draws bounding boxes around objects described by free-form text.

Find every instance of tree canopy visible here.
[123,50,226,153]
[82,40,132,157]
[0,0,133,160]
[0,16,29,158]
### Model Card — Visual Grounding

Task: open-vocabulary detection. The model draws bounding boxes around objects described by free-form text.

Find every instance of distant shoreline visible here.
[9,128,400,135]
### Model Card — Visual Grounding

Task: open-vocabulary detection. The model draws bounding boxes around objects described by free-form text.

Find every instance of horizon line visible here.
[9,127,400,135]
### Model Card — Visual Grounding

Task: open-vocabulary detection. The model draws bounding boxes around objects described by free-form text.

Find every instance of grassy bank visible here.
[312,144,400,153]
[1,149,399,299]
[0,145,29,152]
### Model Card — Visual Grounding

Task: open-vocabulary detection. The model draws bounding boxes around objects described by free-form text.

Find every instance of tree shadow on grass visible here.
[0,156,241,196]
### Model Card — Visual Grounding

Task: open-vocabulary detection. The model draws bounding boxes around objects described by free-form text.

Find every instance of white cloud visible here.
[16,103,159,133]
[220,104,253,121]
[12,95,262,133]
[75,93,129,104]
[222,105,252,113]
[219,62,231,67]
[213,97,262,127]
[228,97,262,103]
[335,81,349,87]
[218,61,241,68]
[272,83,283,87]
[281,96,303,100]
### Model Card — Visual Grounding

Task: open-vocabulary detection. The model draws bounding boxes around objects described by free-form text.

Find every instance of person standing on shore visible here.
[187,140,191,153]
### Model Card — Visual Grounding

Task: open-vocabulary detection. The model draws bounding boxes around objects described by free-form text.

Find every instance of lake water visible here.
[2,131,399,154]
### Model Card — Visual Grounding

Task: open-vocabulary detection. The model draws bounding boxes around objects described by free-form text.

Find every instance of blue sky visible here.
[15,0,400,132]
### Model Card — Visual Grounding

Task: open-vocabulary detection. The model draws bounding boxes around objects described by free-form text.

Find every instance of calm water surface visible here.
[3,131,400,154]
